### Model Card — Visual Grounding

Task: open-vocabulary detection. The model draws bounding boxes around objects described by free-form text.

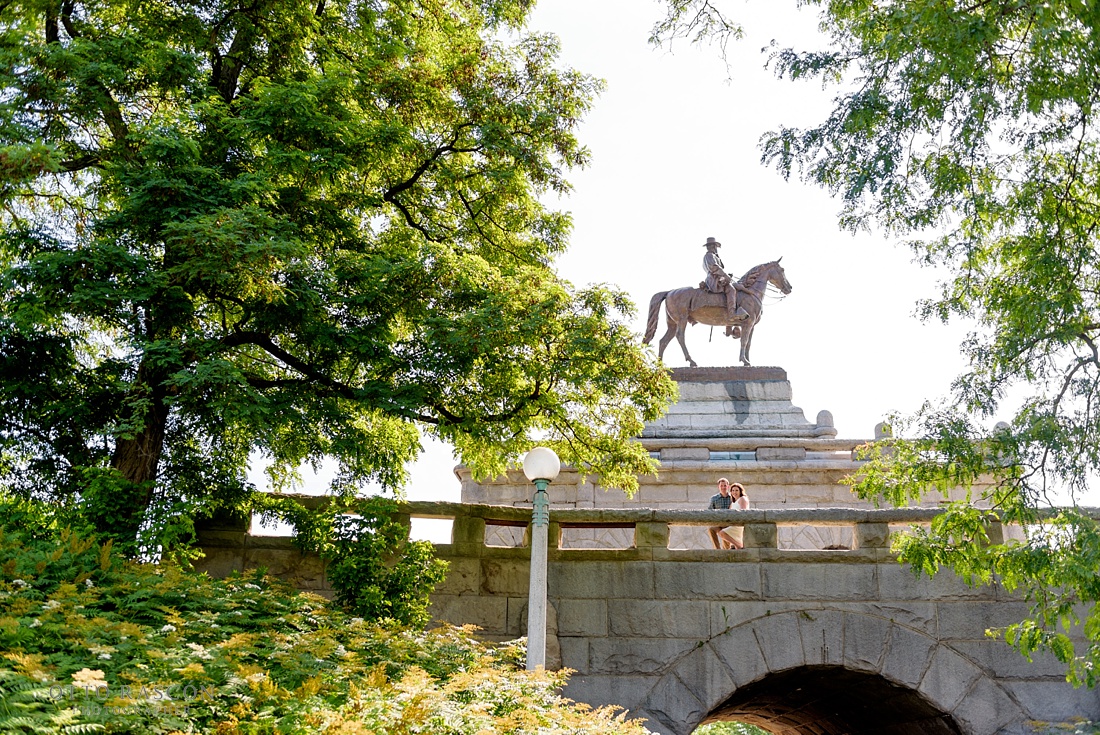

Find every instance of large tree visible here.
[655,0,1100,685]
[0,0,675,550]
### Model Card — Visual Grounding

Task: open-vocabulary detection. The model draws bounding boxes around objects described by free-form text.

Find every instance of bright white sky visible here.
[398,0,975,503]
[255,0,991,510]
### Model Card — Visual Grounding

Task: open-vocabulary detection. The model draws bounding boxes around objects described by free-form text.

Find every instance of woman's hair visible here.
[731,482,746,496]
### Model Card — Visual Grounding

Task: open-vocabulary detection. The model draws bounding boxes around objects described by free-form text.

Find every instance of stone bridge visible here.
[197,500,1100,735]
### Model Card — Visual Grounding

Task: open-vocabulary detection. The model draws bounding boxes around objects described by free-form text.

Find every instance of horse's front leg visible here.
[676,322,697,368]
[739,320,756,366]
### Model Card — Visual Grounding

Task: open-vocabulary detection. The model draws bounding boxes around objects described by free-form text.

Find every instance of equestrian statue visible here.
[643,237,792,367]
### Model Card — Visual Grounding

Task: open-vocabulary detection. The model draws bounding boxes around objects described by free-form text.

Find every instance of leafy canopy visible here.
[0,0,676,549]
[655,0,1100,686]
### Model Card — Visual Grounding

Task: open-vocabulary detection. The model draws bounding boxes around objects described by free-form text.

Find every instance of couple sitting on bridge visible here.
[707,477,750,549]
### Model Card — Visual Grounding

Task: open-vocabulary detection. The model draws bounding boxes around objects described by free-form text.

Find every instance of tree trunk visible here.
[103,363,171,545]
[110,393,168,491]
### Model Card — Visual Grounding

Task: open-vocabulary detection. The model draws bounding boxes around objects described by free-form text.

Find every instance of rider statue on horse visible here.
[643,237,792,367]
[701,236,750,337]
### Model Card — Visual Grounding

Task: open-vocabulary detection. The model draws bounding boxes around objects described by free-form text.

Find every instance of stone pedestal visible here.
[642,367,836,440]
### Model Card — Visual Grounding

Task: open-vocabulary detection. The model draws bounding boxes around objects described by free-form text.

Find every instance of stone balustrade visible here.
[198,495,1100,561]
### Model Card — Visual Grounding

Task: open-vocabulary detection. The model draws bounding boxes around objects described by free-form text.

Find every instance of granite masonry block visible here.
[878,563,994,601]
[935,601,1033,640]
[479,558,530,596]
[743,523,778,549]
[635,522,670,549]
[547,560,655,599]
[557,636,590,673]
[609,599,711,639]
[853,522,891,549]
[708,600,776,638]
[880,624,938,688]
[762,559,879,601]
[556,598,608,637]
[660,448,711,461]
[505,596,527,637]
[623,710,673,735]
[433,557,480,595]
[918,645,984,713]
[951,639,1070,679]
[798,608,845,667]
[562,674,654,721]
[588,637,699,676]
[429,594,507,635]
[756,447,807,461]
[773,487,836,504]
[653,561,761,600]
[842,612,891,672]
[195,548,244,577]
[637,484,690,504]
[711,621,769,687]
[671,644,739,715]
[1003,680,1100,722]
[856,601,937,635]
[642,672,706,735]
[752,612,805,673]
[245,548,325,590]
[948,677,1022,735]
[761,562,827,600]
[450,515,485,545]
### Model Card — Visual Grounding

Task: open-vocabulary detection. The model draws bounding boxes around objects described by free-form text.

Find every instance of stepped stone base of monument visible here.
[457,366,981,550]
[642,366,837,440]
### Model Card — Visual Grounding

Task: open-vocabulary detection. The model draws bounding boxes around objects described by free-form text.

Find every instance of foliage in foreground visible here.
[0,497,654,734]
[652,0,1100,686]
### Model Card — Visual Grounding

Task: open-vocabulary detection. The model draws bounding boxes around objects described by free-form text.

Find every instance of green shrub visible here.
[0,493,655,734]
[257,493,448,627]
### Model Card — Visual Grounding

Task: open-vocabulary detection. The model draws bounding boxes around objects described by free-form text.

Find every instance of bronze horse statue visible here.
[643,259,792,367]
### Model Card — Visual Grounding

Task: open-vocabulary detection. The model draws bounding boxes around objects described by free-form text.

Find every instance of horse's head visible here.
[767,258,792,295]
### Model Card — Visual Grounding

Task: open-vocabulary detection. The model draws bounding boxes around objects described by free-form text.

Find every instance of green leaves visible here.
[0,496,657,733]
[266,494,449,628]
[0,0,673,549]
[758,0,1100,687]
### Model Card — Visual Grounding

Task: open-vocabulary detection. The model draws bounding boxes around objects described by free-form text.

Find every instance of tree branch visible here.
[382,125,479,241]
[222,331,544,427]
[61,153,100,171]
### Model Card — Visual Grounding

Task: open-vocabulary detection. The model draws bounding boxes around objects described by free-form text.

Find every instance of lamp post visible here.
[522,446,560,671]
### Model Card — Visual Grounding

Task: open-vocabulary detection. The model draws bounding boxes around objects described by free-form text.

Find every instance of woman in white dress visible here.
[717,483,750,550]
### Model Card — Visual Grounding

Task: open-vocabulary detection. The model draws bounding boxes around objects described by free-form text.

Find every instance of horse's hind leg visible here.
[676,322,697,368]
[657,317,677,361]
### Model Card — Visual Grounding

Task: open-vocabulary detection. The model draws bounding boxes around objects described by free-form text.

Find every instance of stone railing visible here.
[198,496,1100,559]
[194,499,959,608]
[402,501,981,560]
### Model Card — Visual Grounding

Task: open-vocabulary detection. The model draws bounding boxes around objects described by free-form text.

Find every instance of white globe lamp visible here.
[522,446,560,671]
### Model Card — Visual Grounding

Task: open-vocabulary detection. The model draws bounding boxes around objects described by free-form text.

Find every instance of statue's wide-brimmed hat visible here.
[704,236,722,247]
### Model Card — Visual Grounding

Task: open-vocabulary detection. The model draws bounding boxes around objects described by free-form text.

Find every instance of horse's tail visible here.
[643,291,669,344]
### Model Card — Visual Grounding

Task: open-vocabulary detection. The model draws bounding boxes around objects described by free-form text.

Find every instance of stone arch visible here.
[631,609,1025,735]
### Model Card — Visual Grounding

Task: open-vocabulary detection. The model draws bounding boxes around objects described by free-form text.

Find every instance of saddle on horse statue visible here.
[695,283,741,312]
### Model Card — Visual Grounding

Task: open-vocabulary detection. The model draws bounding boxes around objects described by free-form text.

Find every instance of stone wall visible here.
[195,500,1100,735]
